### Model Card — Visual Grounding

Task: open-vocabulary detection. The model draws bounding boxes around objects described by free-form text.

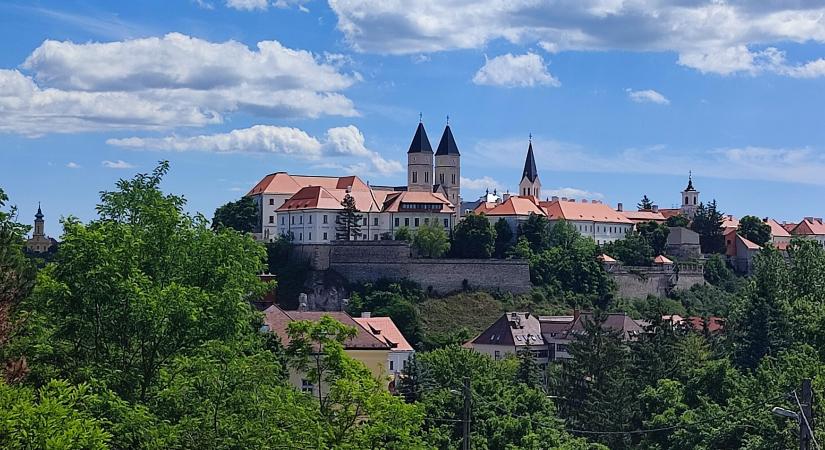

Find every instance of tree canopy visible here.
[412,219,450,258]
[211,196,259,233]
[452,213,495,258]
[738,215,771,247]
[690,200,726,254]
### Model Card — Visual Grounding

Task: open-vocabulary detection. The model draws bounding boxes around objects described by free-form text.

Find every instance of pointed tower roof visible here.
[684,172,696,192]
[35,202,43,219]
[407,122,433,154]
[435,124,460,156]
[521,141,538,183]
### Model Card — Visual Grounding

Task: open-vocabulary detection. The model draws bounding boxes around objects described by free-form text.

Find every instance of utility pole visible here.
[462,376,471,450]
[800,379,814,450]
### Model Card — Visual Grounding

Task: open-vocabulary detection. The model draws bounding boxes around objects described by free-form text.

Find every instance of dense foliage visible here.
[211,196,259,233]
[602,230,654,266]
[335,193,362,241]
[690,200,726,254]
[738,215,772,247]
[451,213,495,258]
[412,219,450,258]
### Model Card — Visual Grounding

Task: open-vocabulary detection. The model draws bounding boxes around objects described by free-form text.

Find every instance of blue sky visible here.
[3,0,825,236]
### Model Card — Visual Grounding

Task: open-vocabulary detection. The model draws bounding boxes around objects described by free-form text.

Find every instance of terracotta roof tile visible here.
[622,210,666,222]
[542,200,633,224]
[485,196,545,217]
[653,255,673,264]
[263,306,390,350]
[353,316,414,351]
[764,218,791,238]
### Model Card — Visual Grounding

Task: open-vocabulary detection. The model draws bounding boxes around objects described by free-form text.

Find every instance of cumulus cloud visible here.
[66,162,81,169]
[107,124,403,175]
[2,33,358,136]
[101,160,136,169]
[328,0,825,76]
[472,53,560,88]
[626,89,670,105]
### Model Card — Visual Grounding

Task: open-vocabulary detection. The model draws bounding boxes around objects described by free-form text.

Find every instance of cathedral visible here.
[406,118,461,206]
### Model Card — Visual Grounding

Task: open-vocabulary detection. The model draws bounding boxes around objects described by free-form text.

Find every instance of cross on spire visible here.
[446,114,449,126]
[419,112,423,123]
[529,132,532,143]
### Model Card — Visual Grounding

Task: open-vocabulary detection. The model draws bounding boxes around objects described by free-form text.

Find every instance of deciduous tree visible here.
[452,213,495,258]
[211,196,259,233]
[737,215,771,247]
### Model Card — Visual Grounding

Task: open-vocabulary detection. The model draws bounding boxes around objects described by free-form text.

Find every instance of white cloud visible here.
[472,53,560,88]
[2,33,357,136]
[626,89,670,105]
[107,124,403,175]
[544,187,604,200]
[466,136,825,187]
[66,162,81,169]
[226,0,268,10]
[101,160,136,169]
[193,0,214,9]
[461,176,503,191]
[329,1,825,76]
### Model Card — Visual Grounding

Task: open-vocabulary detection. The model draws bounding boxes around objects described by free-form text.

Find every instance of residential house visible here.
[262,306,392,395]
[725,228,762,273]
[764,218,791,250]
[542,198,634,245]
[791,217,825,248]
[353,312,414,379]
[465,312,549,367]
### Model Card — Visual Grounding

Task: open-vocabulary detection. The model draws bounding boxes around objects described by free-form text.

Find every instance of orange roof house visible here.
[353,315,414,352]
[480,195,545,217]
[792,217,825,236]
[621,210,667,224]
[542,199,633,224]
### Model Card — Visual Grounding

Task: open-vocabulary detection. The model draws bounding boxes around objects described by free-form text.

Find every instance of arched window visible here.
[685,196,689,205]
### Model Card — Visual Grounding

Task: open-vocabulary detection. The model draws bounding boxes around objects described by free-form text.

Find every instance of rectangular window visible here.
[269,216,274,224]
[362,234,367,240]
[412,172,417,183]
[389,360,394,371]
[373,217,378,226]
[323,232,327,241]
[444,218,449,227]
[323,215,328,224]
[414,218,420,227]
[424,172,429,183]
[395,218,400,227]
[298,233,302,241]
[363,218,367,226]
[301,379,314,394]
[308,232,312,241]
[299,216,303,224]
[373,234,378,240]
[494,351,501,360]
[308,215,312,224]
[452,174,456,184]
[269,198,274,205]
[281,216,285,225]
[291,216,295,225]
[405,218,410,227]
[440,174,444,184]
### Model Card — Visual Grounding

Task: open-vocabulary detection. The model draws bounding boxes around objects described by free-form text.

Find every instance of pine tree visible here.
[637,195,654,211]
[690,200,725,254]
[334,194,362,241]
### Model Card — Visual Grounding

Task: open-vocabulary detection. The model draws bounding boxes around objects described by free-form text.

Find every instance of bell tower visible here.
[518,136,541,199]
[680,172,700,219]
[407,116,434,192]
[34,203,45,236]
[434,117,461,205]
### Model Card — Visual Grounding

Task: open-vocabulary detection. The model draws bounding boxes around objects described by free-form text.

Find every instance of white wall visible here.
[278,209,454,244]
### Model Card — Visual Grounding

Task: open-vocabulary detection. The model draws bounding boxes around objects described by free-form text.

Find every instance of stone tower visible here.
[33,203,45,237]
[407,121,434,192]
[681,172,700,219]
[26,203,54,253]
[434,122,461,206]
[519,139,541,198]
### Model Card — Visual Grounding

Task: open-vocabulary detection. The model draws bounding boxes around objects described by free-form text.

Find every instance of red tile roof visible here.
[353,316,414,351]
[262,306,390,350]
[483,196,545,217]
[793,218,825,235]
[542,200,633,224]
[622,210,666,222]
[247,172,371,197]
[764,218,791,238]
[657,208,682,219]
[597,254,617,263]
[653,255,673,265]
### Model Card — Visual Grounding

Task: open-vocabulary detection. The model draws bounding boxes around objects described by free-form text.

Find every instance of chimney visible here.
[582,199,588,203]
[551,196,559,201]
[361,311,371,318]
[561,197,568,202]
[346,185,352,193]
[617,202,623,212]
[805,216,814,222]
[570,199,576,203]
[818,218,824,224]
[652,205,659,212]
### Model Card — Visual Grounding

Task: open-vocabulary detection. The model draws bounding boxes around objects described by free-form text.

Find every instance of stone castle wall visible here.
[607,263,705,298]
[293,241,532,295]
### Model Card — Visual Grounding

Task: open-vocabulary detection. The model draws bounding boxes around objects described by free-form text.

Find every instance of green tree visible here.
[452,213,495,258]
[638,195,654,210]
[703,254,734,288]
[412,219,450,258]
[211,196,259,233]
[0,380,111,449]
[737,215,771,247]
[730,246,791,369]
[602,230,654,266]
[517,213,550,253]
[690,200,725,254]
[0,188,36,381]
[394,226,412,241]
[15,162,269,401]
[665,214,690,228]
[494,217,514,258]
[637,220,670,255]
[335,194,362,241]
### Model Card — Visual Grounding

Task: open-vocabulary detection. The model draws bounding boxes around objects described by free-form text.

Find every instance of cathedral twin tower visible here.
[405,118,540,207]
[406,119,461,206]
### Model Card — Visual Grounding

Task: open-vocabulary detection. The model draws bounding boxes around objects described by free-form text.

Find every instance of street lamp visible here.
[771,406,800,422]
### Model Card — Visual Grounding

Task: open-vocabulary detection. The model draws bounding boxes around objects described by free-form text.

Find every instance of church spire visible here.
[685,171,695,191]
[435,122,460,156]
[407,121,433,154]
[521,139,538,183]
[35,202,43,219]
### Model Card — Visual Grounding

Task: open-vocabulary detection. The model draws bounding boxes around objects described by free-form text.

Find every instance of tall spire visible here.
[435,122,460,156]
[522,139,538,183]
[407,121,433,154]
[685,171,695,191]
[35,202,43,219]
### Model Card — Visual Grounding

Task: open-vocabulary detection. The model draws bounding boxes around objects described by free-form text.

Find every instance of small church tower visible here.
[519,137,541,198]
[407,118,434,192]
[33,203,45,237]
[680,172,700,219]
[434,118,461,205]
[26,203,55,253]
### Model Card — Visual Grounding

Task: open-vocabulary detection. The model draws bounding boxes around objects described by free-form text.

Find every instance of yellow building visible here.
[262,306,392,395]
